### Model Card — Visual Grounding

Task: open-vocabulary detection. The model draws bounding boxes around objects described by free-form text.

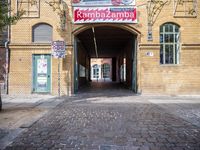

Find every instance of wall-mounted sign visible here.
[72,0,135,6]
[74,7,137,24]
[51,41,66,58]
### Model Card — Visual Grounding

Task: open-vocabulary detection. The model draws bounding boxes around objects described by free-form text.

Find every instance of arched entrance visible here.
[73,25,139,93]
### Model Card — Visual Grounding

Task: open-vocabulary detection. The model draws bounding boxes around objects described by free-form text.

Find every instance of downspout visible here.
[4,41,9,94]
[5,0,11,94]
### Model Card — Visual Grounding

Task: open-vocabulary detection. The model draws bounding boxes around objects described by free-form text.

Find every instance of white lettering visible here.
[77,10,82,18]
[106,10,110,18]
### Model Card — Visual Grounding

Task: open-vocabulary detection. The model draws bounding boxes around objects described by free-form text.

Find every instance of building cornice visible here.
[8,43,73,49]
[182,44,200,50]
[139,44,160,50]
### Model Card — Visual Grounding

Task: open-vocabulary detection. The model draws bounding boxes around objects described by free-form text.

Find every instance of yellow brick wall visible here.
[9,0,200,95]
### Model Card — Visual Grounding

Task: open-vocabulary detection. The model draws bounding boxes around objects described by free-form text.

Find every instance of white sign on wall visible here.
[72,0,135,6]
[51,41,66,58]
[146,52,154,57]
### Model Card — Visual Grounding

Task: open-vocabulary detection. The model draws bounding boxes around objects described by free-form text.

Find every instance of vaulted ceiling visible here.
[77,26,135,58]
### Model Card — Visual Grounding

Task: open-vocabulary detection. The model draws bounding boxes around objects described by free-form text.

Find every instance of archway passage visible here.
[74,26,137,93]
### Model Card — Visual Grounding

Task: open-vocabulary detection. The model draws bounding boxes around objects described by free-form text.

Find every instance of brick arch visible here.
[72,24,141,37]
[160,22,180,28]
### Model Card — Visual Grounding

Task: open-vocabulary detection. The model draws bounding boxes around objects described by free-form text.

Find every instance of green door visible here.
[32,54,51,93]
[74,38,78,93]
[132,37,137,93]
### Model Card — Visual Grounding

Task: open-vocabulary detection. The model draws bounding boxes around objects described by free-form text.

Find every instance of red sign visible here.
[74,7,137,24]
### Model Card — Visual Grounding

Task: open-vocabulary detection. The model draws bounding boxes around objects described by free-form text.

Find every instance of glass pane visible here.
[165,24,168,32]
[160,44,164,64]
[160,26,163,32]
[164,34,174,43]
[175,33,179,43]
[175,25,179,32]
[169,24,173,32]
[160,34,163,43]
[169,45,174,64]
[164,34,169,43]
[175,44,178,64]
[169,34,174,43]
[165,45,170,64]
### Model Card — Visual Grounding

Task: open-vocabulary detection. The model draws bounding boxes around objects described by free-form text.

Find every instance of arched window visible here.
[32,23,52,43]
[92,64,99,79]
[102,63,110,78]
[160,23,180,64]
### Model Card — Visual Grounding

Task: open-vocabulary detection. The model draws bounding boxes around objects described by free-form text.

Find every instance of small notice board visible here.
[51,41,66,58]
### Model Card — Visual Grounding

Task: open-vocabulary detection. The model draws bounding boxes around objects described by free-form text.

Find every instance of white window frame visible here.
[160,23,180,65]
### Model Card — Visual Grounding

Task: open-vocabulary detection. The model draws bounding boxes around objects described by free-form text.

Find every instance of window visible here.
[17,0,40,18]
[102,63,110,78]
[173,0,197,17]
[120,58,126,82]
[160,23,180,64]
[32,23,52,43]
[92,64,99,78]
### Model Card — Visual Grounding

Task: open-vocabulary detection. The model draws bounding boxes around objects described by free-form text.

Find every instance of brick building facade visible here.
[8,0,200,95]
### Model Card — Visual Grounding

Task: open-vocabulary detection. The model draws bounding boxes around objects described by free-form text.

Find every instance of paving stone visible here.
[1,92,200,150]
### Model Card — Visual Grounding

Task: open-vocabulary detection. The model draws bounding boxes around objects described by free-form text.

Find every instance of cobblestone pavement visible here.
[0,95,63,149]
[3,84,200,150]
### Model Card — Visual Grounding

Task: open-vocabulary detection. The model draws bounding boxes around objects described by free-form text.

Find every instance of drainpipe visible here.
[4,0,11,94]
[4,40,9,94]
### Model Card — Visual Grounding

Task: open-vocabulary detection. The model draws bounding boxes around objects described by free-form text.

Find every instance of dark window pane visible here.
[169,45,174,63]
[160,26,163,32]
[175,45,178,64]
[175,25,179,32]
[165,24,169,32]
[164,34,169,43]
[160,34,163,43]
[160,45,164,64]
[169,34,174,43]
[169,24,173,32]
[165,45,169,64]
